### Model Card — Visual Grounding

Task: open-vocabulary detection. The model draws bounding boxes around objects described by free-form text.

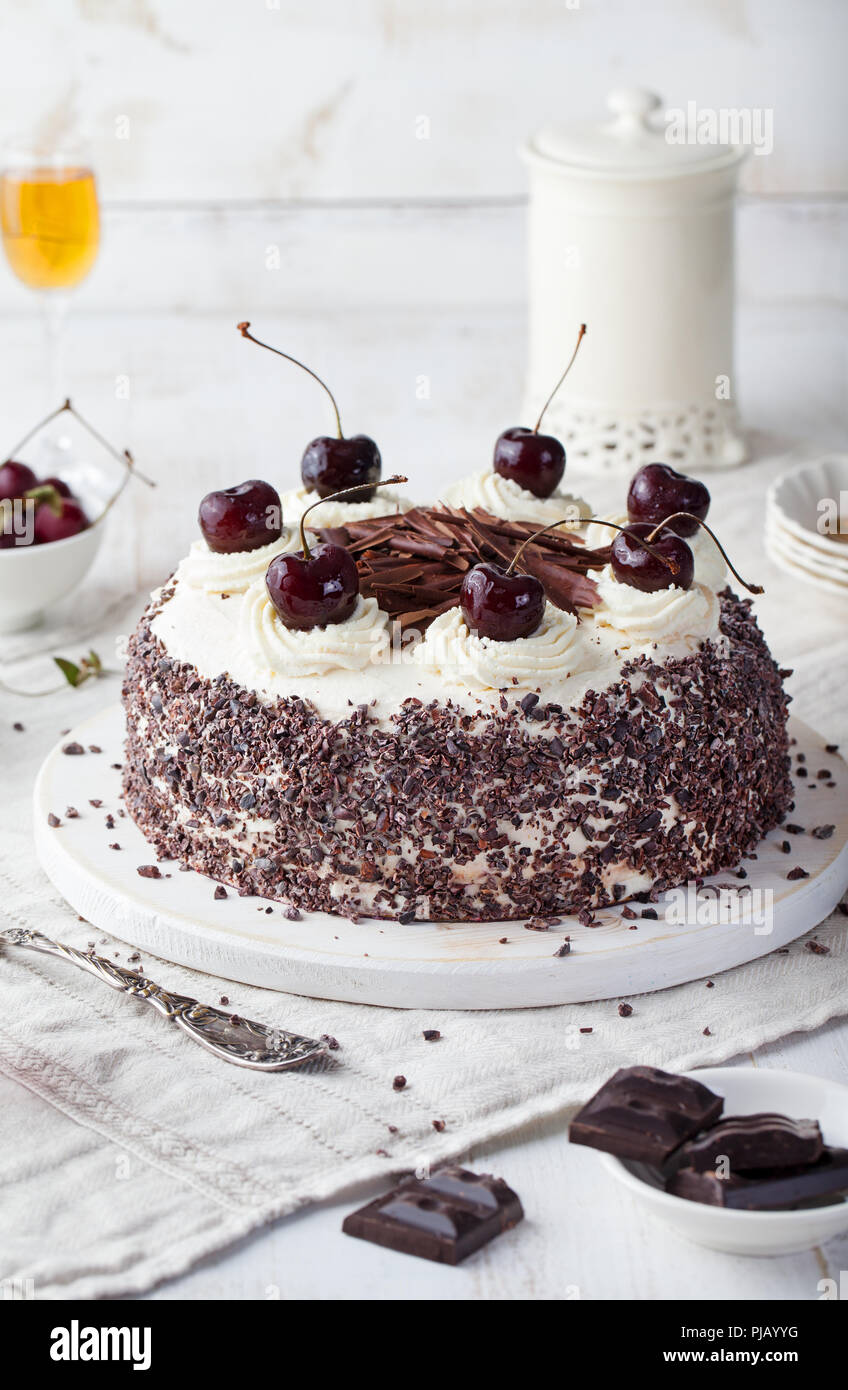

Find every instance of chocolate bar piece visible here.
[569,1065,724,1164]
[667,1146,848,1210]
[342,1165,523,1265]
[671,1112,823,1174]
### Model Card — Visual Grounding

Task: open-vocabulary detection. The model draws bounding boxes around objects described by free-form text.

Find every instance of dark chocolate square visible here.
[342,1165,523,1265]
[569,1065,724,1164]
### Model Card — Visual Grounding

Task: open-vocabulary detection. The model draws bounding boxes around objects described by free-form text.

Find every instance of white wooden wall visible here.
[1,0,845,203]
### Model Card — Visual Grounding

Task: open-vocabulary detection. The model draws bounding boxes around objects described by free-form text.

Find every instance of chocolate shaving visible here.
[314,506,610,628]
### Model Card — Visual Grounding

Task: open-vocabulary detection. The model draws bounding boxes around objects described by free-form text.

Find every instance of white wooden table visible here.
[5,273,847,1301]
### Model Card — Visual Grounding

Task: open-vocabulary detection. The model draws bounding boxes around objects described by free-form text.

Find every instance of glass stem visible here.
[43,291,69,407]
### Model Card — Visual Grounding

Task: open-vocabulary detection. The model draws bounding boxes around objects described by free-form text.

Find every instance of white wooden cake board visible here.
[33,706,848,1010]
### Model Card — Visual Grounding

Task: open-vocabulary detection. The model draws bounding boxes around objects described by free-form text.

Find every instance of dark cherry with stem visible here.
[627,463,710,538]
[266,475,408,631]
[199,479,283,554]
[493,323,586,500]
[644,511,763,594]
[610,523,694,593]
[238,322,382,502]
[460,520,556,642]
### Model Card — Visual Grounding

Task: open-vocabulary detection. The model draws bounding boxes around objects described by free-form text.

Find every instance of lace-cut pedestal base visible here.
[526,399,748,473]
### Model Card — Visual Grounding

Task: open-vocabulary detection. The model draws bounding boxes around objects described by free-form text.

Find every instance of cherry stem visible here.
[3,398,154,488]
[533,323,587,434]
[298,474,408,558]
[24,483,63,517]
[238,322,344,440]
[506,515,678,577]
[646,512,764,594]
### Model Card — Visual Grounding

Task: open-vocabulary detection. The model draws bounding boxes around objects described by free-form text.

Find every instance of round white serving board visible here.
[34,706,848,1010]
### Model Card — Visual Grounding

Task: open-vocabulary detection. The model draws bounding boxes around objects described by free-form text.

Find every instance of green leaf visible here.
[53,657,82,687]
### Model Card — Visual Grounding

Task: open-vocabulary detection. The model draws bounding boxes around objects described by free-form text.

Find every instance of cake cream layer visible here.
[280,486,414,528]
[123,577,791,923]
[439,469,591,526]
[151,552,723,722]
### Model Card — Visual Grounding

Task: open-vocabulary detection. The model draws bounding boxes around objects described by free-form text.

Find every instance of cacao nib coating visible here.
[121,588,792,923]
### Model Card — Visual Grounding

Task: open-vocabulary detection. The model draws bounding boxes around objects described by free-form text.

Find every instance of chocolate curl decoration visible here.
[314,506,611,630]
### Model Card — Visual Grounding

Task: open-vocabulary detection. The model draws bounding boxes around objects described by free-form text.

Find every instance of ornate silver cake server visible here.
[1,927,329,1071]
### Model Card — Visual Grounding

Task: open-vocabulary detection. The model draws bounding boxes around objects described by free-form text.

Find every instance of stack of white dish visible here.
[766,456,848,598]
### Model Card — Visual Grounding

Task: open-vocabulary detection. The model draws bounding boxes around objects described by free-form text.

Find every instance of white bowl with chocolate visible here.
[600,1067,848,1256]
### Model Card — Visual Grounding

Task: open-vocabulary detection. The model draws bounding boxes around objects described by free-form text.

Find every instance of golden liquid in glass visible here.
[0,167,100,290]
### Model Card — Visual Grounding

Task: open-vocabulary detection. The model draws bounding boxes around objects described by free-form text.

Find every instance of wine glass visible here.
[0,145,100,461]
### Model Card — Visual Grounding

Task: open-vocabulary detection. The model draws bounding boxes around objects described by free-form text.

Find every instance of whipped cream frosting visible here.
[178,534,296,594]
[240,584,390,678]
[590,565,721,648]
[583,512,727,591]
[281,485,414,530]
[438,470,591,527]
[414,602,585,690]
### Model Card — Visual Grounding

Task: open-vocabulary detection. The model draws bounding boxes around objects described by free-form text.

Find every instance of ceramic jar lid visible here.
[525,88,747,179]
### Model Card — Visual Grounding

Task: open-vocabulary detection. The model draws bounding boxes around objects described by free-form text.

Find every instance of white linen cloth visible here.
[1,450,847,1300]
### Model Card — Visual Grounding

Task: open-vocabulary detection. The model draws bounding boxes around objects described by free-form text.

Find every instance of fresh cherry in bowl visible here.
[33,495,89,544]
[610,523,694,593]
[492,323,586,500]
[460,562,545,642]
[0,459,38,500]
[627,464,710,538]
[238,322,382,502]
[199,479,283,554]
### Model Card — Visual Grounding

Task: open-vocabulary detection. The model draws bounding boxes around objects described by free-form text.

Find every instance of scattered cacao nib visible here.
[553,940,571,957]
[621,906,637,920]
[47,812,61,827]
[109,842,121,850]
[387,1124,398,1134]
[817,769,831,780]
[779,840,791,853]
[838,903,848,918]
[284,907,302,921]
[105,814,115,830]
[12,722,24,732]
[320,1033,341,1051]
[641,908,659,920]
[88,745,102,754]
[213,885,228,900]
[524,917,549,932]
[787,866,809,880]
[579,1026,593,1034]
[62,742,84,755]
[89,798,103,808]
[65,806,79,819]
[703,1026,713,1036]
[499,937,509,945]
[786,824,805,834]
[229,1014,241,1025]
[811,825,835,840]
[219,995,229,1006]
[137,864,162,879]
[432,1119,446,1132]
[806,940,830,955]
[706,980,714,988]
[422,1029,441,1041]
[617,1003,633,1017]
[392,1075,407,1091]
[825,743,839,754]
[796,767,807,778]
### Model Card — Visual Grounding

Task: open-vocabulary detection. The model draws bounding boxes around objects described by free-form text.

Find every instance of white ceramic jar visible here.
[523,89,748,473]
